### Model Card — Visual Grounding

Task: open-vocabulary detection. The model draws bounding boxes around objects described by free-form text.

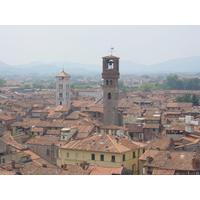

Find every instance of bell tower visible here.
[55,69,71,106]
[102,49,120,126]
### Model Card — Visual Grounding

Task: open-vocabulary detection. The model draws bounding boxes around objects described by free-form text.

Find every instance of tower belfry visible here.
[102,50,120,126]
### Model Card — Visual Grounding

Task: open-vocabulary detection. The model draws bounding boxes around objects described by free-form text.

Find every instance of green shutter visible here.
[100,154,104,161]
[91,154,95,160]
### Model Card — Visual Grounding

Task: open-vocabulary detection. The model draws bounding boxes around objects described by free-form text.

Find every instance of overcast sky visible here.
[0,25,199,66]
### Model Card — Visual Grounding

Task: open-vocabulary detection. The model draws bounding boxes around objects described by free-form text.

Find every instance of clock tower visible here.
[102,50,120,126]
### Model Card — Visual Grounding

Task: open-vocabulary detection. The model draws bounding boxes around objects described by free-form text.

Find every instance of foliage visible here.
[24,84,32,89]
[32,83,45,89]
[11,131,24,136]
[164,74,200,90]
[138,74,200,92]
[28,134,35,138]
[175,93,199,106]
[118,80,124,90]
[47,84,56,89]
[0,78,6,87]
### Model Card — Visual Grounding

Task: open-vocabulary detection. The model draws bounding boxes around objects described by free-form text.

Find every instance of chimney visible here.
[146,156,153,163]
[11,160,15,169]
[105,146,109,151]
[80,162,90,170]
[166,153,171,159]
[42,163,47,168]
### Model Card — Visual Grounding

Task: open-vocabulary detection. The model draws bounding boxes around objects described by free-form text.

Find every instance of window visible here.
[59,84,63,89]
[153,128,155,132]
[111,155,115,162]
[62,136,65,140]
[106,80,109,85]
[147,167,152,173]
[108,92,111,99]
[0,121,2,124]
[132,164,136,173]
[143,149,145,154]
[75,153,78,159]
[133,151,136,158]
[59,93,63,97]
[110,80,112,85]
[60,101,62,105]
[100,154,104,161]
[46,149,50,156]
[66,152,69,158]
[91,154,95,160]
[139,133,143,139]
[2,158,5,163]
[122,154,125,161]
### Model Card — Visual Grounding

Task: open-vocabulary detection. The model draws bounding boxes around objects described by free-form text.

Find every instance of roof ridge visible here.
[107,135,122,153]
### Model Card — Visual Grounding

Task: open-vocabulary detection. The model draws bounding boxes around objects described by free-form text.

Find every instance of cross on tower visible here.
[109,47,114,56]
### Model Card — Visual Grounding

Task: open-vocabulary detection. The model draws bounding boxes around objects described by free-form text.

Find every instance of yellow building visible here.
[57,133,148,174]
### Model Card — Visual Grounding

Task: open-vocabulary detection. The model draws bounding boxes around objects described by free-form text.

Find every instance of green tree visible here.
[165,74,183,90]
[0,78,6,87]
[118,80,124,90]
[191,94,199,106]
[139,82,154,92]
[175,93,199,106]
[24,84,31,89]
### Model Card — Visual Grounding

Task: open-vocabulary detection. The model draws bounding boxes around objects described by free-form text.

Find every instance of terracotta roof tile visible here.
[61,133,147,153]
[55,71,71,77]
[152,169,175,175]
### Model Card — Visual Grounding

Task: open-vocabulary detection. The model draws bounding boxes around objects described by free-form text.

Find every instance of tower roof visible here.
[102,55,120,59]
[55,71,71,77]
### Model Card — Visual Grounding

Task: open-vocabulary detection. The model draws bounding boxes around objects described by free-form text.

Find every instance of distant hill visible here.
[0,56,200,77]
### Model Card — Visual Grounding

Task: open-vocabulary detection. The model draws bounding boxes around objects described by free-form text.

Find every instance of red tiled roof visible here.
[61,133,147,153]
[152,169,175,175]
[55,71,70,77]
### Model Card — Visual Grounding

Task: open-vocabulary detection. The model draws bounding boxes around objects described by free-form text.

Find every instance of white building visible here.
[55,71,71,106]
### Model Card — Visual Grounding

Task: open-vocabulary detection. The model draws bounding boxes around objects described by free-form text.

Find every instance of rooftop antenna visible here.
[109,47,114,56]
[62,66,64,72]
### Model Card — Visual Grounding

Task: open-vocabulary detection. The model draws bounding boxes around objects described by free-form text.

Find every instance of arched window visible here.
[60,101,62,105]
[106,80,109,85]
[108,92,111,99]
[110,80,113,85]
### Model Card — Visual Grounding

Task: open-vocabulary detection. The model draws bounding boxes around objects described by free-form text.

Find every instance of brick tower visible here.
[55,70,71,106]
[102,52,120,126]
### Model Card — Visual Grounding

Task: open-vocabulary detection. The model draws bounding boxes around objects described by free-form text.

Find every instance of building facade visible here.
[57,133,147,174]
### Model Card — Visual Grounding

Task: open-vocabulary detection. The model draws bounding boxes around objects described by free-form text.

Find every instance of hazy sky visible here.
[0,25,200,66]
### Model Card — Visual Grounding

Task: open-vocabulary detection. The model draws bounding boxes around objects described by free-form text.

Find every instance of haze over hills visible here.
[0,56,200,77]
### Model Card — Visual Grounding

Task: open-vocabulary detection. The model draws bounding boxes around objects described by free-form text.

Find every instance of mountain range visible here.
[0,56,200,77]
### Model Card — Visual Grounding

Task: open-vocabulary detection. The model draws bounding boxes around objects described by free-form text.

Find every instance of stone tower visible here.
[55,70,71,106]
[102,54,120,126]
